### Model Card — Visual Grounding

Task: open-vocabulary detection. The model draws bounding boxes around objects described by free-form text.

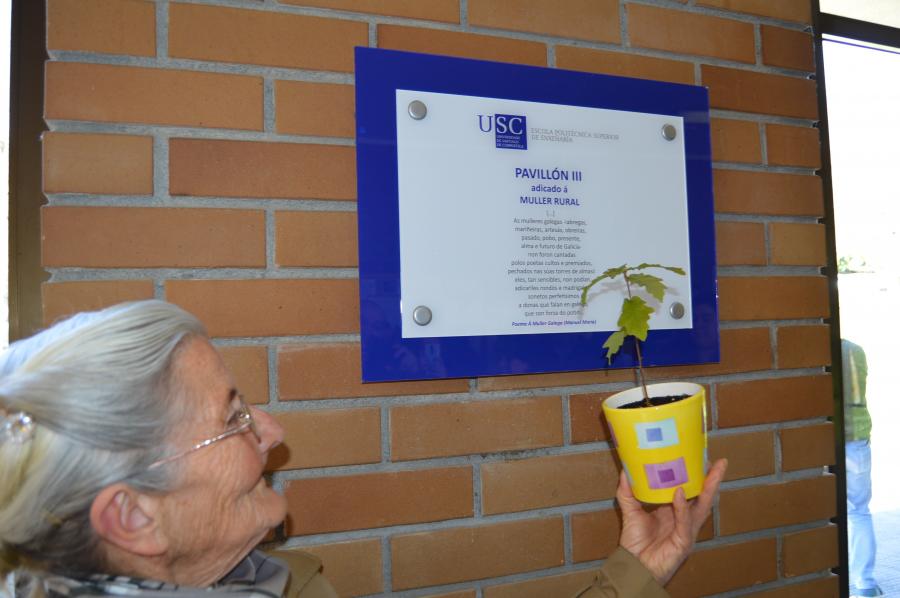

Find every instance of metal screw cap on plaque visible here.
[413,305,432,326]
[661,123,677,141]
[408,100,428,120]
[669,302,685,319]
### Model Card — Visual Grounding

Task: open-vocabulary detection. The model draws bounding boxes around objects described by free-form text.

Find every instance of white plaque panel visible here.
[397,90,693,339]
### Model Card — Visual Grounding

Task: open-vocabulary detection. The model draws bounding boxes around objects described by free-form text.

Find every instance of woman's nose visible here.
[249,406,284,453]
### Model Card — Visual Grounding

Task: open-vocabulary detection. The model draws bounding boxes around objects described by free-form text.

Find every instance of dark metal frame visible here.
[7,0,48,342]
[814,4,900,597]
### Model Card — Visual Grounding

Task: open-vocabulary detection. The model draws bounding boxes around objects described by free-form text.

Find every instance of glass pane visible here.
[821,0,900,30]
[824,36,900,596]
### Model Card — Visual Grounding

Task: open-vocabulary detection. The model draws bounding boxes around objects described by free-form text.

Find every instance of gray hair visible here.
[0,300,205,578]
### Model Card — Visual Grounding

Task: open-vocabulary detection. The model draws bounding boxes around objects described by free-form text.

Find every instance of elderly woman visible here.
[1,301,725,597]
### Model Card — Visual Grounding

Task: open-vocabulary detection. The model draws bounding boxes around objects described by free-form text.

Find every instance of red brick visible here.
[555,46,694,85]
[718,276,829,321]
[761,26,815,71]
[781,422,835,471]
[479,327,772,391]
[170,139,355,200]
[783,524,839,577]
[710,118,761,164]
[717,375,833,427]
[43,132,153,195]
[485,569,597,598]
[719,475,836,535]
[285,467,472,535]
[745,575,839,597]
[45,63,262,130]
[42,281,155,326]
[769,222,827,266]
[166,279,357,338]
[767,124,821,168]
[703,65,817,119]
[48,0,155,56]
[281,0,459,22]
[482,451,618,514]
[275,211,358,267]
[696,0,811,24]
[667,538,777,597]
[714,170,823,216]
[629,5,754,63]
[391,518,564,589]
[268,408,381,470]
[777,324,831,369]
[391,396,563,461]
[469,0,619,43]
[216,345,269,405]
[169,3,366,72]
[278,343,468,400]
[569,393,612,444]
[378,25,546,67]
[709,431,774,481]
[571,508,620,563]
[294,540,383,597]
[275,81,354,138]
[716,221,766,266]
[42,206,265,268]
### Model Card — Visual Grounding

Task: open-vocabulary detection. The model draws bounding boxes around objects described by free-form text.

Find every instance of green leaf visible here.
[628,273,666,302]
[603,329,627,363]
[618,296,654,341]
[635,263,686,276]
[580,264,628,305]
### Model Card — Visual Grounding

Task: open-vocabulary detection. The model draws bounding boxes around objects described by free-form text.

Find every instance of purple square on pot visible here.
[635,418,679,449]
[645,427,663,443]
[644,457,688,489]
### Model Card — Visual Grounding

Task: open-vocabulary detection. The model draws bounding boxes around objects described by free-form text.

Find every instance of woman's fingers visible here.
[672,486,691,541]
[616,469,643,514]
[690,458,728,533]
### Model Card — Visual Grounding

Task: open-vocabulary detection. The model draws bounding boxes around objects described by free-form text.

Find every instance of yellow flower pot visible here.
[602,382,708,504]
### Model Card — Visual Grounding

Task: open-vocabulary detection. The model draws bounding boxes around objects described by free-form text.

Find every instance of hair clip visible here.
[1,411,35,445]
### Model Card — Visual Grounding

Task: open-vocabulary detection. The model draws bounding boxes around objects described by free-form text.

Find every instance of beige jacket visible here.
[572,548,669,597]
[276,547,666,598]
[270,551,338,598]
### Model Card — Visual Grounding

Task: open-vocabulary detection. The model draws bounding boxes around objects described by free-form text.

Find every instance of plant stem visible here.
[623,271,652,406]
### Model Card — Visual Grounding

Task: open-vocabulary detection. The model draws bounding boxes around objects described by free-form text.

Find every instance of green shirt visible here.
[842,338,872,441]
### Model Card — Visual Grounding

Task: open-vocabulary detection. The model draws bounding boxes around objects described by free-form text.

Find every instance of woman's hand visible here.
[617,458,728,586]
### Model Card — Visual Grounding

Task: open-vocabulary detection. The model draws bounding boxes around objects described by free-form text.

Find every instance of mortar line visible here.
[473,462,483,518]
[263,78,276,133]
[265,209,276,270]
[381,536,392,595]
[381,405,391,463]
[156,1,168,59]
[267,344,278,406]
[153,134,169,200]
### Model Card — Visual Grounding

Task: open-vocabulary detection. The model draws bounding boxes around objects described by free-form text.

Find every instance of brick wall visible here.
[41,0,837,596]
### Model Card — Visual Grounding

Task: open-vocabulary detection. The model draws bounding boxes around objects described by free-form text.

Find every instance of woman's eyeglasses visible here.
[148,396,258,470]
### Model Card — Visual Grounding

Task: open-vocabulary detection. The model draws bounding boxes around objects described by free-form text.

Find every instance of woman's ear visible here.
[90,484,168,557]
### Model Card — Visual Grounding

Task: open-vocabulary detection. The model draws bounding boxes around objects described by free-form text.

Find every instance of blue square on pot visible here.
[635,418,679,449]
[644,457,688,489]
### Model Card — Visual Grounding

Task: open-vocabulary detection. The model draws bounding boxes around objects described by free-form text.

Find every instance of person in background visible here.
[843,338,884,598]
[1,301,725,597]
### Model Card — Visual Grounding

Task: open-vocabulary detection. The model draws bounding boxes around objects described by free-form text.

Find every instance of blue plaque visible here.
[355,47,719,382]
